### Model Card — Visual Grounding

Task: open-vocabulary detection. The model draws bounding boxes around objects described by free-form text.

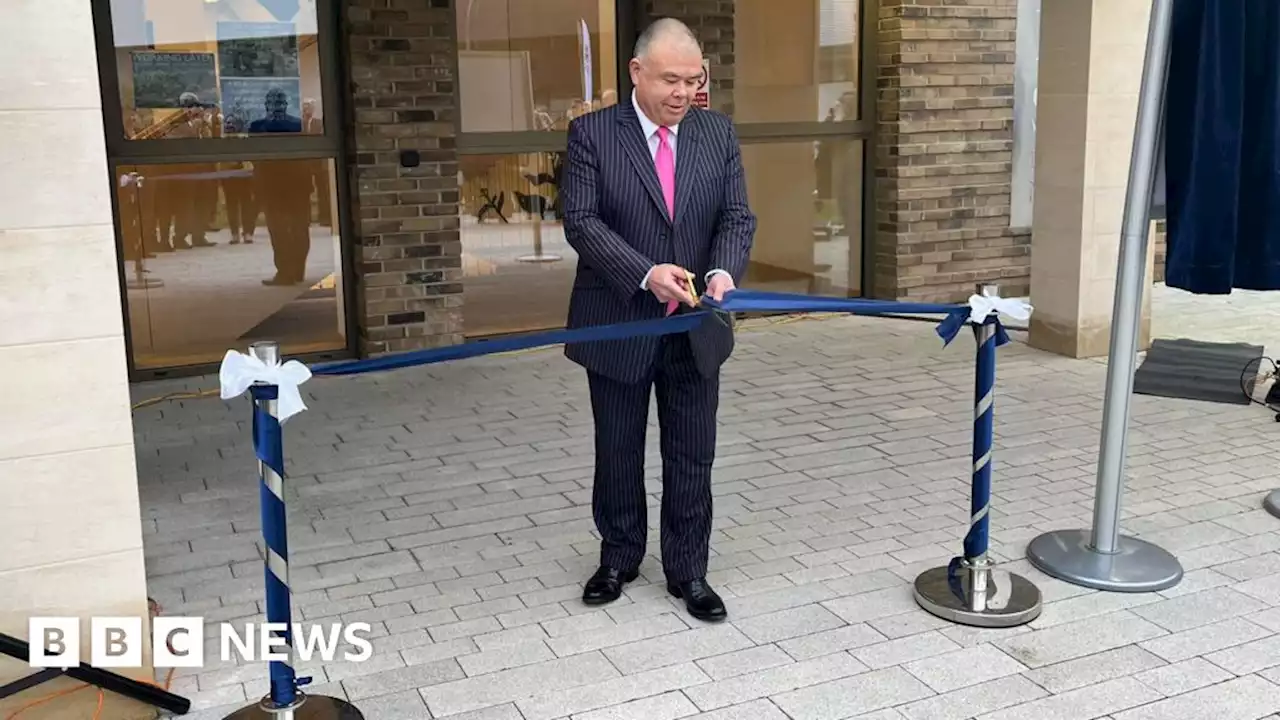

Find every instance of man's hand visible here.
[706,272,735,302]
[647,264,699,307]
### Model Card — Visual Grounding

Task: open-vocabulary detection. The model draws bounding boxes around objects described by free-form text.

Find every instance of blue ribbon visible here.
[708,290,1011,348]
[311,289,1012,377]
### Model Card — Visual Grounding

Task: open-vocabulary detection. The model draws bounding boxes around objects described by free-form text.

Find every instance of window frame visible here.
[451,0,879,298]
[90,0,358,381]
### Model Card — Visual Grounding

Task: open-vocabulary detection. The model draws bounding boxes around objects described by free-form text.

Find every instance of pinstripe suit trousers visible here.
[588,333,718,583]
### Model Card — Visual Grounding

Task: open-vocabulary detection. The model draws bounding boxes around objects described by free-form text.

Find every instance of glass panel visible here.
[724,0,860,123]
[116,158,344,369]
[456,0,620,133]
[460,152,576,336]
[458,140,862,337]
[741,139,863,296]
[109,0,325,139]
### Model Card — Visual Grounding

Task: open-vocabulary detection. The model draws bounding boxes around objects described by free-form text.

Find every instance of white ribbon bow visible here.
[967,293,1033,325]
[218,350,313,423]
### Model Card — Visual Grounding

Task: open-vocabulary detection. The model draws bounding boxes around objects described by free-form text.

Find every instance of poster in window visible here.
[216,21,300,78]
[131,52,218,109]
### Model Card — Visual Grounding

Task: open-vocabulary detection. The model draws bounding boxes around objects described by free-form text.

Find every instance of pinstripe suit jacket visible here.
[560,101,757,384]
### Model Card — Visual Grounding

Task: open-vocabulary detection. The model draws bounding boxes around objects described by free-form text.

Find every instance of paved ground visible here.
[131,284,1280,720]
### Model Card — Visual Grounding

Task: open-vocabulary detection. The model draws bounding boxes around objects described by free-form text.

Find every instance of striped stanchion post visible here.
[224,342,364,720]
[913,285,1042,628]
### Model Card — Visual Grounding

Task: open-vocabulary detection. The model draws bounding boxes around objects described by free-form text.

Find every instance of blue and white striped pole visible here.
[249,342,304,714]
[223,342,365,720]
[963,307,998,573]
[912,285,1041,627]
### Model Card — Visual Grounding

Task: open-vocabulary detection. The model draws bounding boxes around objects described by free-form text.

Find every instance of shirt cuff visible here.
[640,265,657,290]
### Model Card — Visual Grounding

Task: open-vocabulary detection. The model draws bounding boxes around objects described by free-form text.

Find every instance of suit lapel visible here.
[673,110,702,226]
[616,103,671,224]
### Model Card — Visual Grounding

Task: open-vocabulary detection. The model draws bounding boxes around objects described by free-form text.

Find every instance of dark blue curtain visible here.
[1164,0,1280,294]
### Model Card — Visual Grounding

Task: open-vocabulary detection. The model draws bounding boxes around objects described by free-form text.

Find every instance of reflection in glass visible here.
[460,153,578,336]
[109,0,324,139]
[726,0,860,123]
[458,141,863,338]
[116,159,344,369]
[455,0,619,133]
[740,139,863,296]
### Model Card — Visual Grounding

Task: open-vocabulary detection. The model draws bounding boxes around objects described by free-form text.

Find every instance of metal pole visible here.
[914,285,1041,627]
[1025,0,1183,593]
[225,342,364,720]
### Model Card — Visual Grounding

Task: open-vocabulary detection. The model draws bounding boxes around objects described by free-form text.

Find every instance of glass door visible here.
[93,0,352,377]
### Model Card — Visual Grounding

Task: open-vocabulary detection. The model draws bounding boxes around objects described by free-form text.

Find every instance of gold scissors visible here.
[684,270,733,327]
[682,270,701,308]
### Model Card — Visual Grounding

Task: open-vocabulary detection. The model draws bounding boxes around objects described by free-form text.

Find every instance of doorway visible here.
[452,0,876,338]
[92,0,355,379]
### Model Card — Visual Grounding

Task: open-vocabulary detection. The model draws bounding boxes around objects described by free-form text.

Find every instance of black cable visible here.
[1240,355,1279,411]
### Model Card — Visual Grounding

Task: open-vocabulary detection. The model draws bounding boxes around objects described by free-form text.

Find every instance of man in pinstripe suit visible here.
[560,18,756,622]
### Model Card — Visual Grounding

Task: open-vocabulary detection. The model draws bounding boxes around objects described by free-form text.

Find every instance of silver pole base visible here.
[1263,490,1280,519]
[913,560,1042,628]
[127,277,164,290]
[222,694,364,720]
[1026,529,1182,592]
[516,253,562,263]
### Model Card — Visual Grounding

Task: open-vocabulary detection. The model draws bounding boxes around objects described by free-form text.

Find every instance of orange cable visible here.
[6,664,175,720]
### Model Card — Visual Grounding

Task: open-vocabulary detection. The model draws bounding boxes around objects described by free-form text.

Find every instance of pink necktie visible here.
[656,127,679,314]
[656,126,675,217]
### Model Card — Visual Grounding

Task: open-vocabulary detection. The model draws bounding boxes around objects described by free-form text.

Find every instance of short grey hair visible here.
[634,18,701,59]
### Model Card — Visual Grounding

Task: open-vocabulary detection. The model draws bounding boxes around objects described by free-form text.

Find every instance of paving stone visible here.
[732,604,846,644]
[975,677,1163,720]
[136,296,1280,719]
[695,644,793,680]
[681,698,790,719]
[516,662,709,720]
[572,690,699,720]
[684,652,868,712]
[898,675,1050,720]
[603,625,754,675]
[422,650,620,717]
[1112,674,1279,720]
[1138,616,1272,663]
[1133,657,1233,697]
[771,666,935,720]
[1024,646,1167,694]
[901,645,1029,693]
[996,612,1168,668]
[1130,588,1270,633]
[1204,634,1280,675]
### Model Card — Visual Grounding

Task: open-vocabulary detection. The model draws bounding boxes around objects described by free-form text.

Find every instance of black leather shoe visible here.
[582,566,639,605]
[667,578,727,622]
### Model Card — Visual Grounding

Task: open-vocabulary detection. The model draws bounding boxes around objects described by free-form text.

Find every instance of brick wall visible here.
[344,0,464,355]
[874,0,1030,302]
[643,0,736,116]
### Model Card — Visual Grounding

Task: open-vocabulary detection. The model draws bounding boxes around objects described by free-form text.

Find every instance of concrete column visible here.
[0,1,154,718]
[1029,0,1158,357]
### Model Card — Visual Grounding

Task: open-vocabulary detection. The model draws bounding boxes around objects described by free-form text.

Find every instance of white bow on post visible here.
[967,293,1033,325]
[218,350,313,423]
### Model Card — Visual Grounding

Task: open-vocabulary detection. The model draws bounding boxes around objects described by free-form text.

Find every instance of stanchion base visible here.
[1263,490,1280,519]
[913,564,1042,628]
[1026,529,1182,592]
[127,277,165,290]
[222,695,364,720]
[516,253,562,263]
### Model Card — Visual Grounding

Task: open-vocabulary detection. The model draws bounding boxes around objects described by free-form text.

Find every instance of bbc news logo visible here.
[28,618,373,668]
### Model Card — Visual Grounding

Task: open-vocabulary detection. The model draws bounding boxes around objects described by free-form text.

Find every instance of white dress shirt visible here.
[631,90,730,292]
